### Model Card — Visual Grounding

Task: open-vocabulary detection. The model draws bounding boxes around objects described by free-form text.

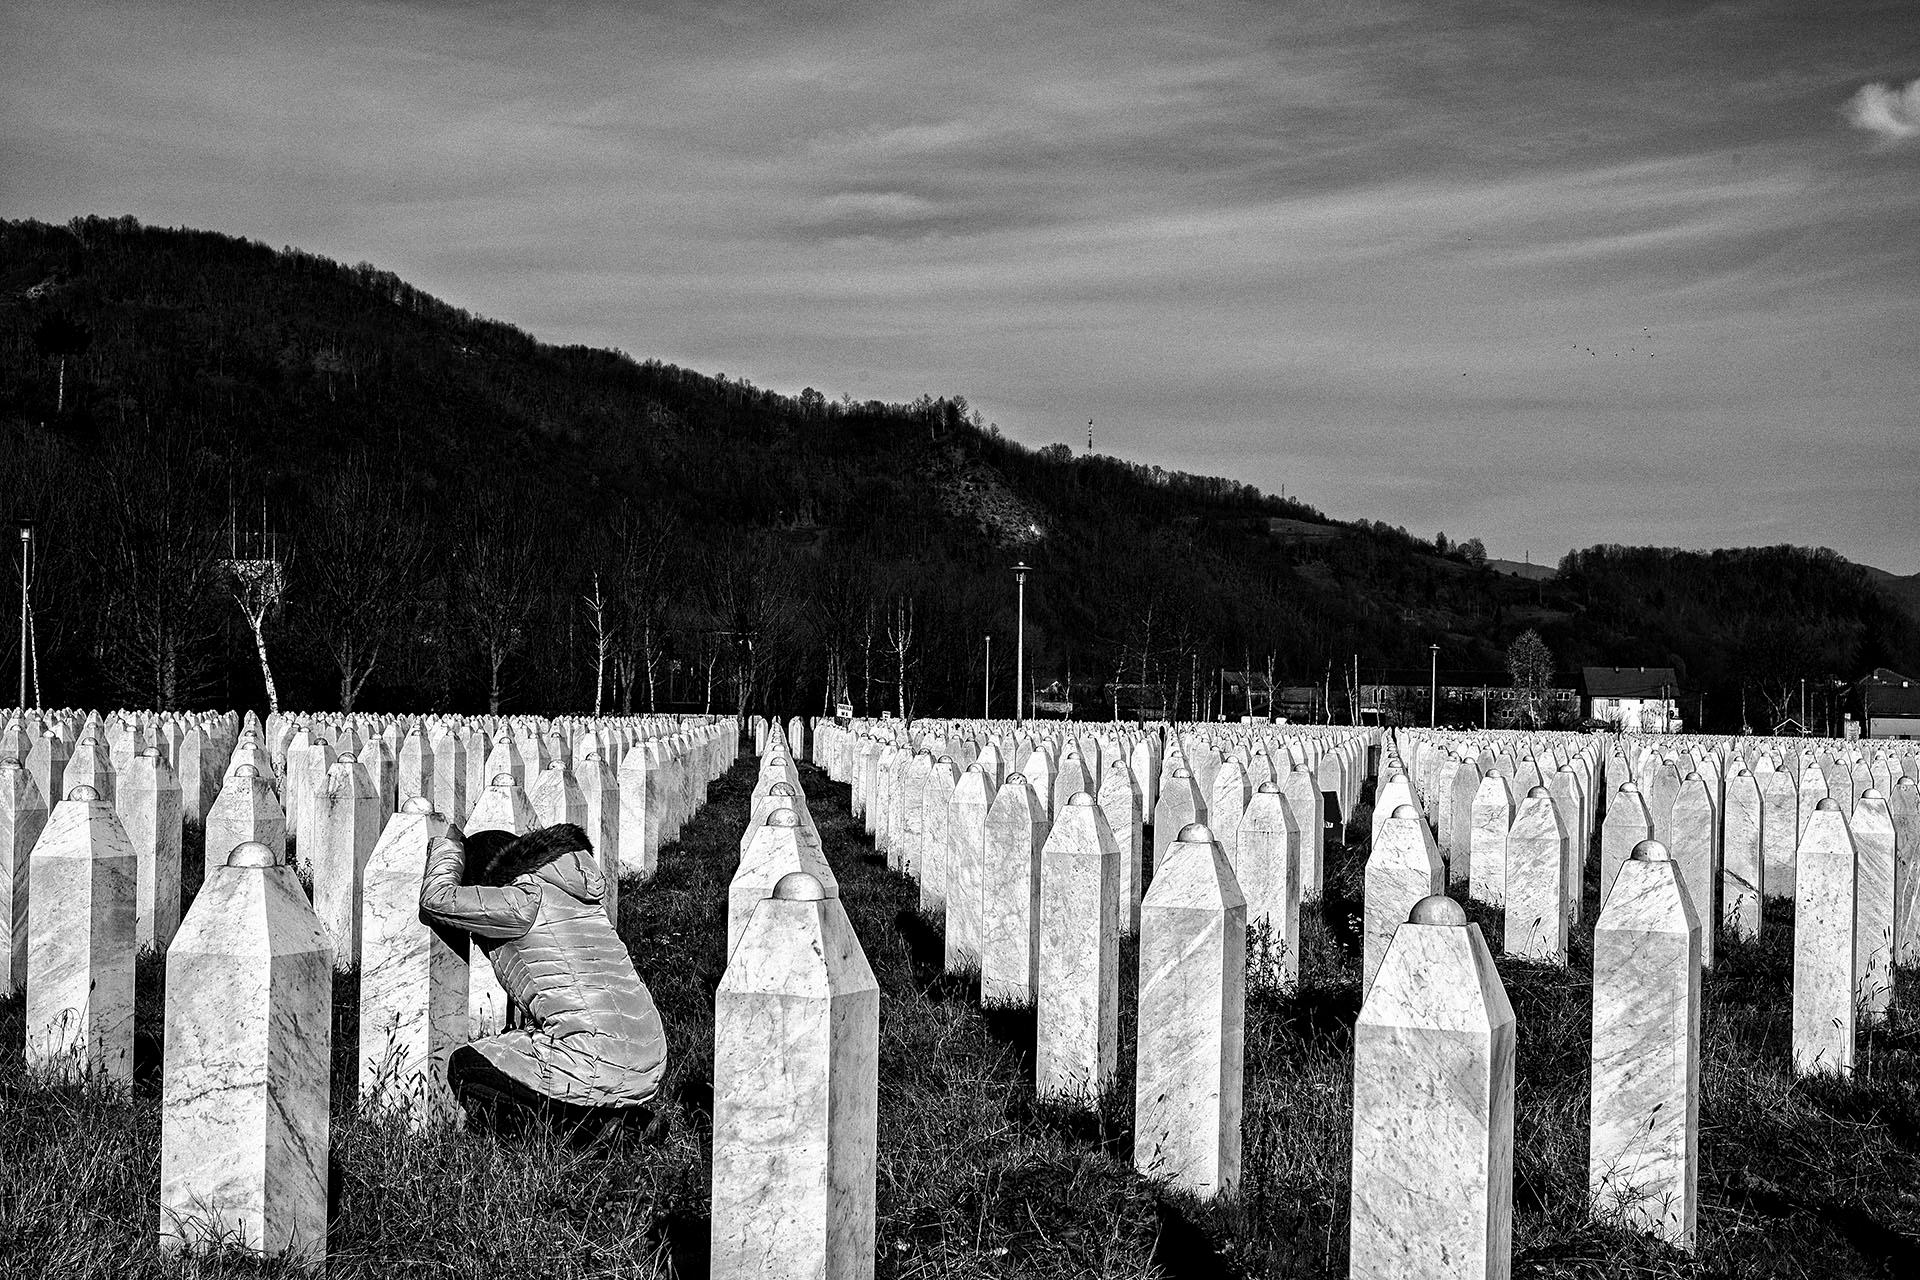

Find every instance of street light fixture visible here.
[1428,643,1440,728]
[13,521,33,712]
[1012,563,1032,724]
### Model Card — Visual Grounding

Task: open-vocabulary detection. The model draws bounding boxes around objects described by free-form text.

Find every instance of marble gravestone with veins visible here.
[711,872,877,1280]
[161,841,332,1262]
[1720,769,1763,940]
[1134,822,1245,1200]
[1504,787,1569,966]
[980,773,1046,1007]
[1851,791,1897,1025]
[358,799,465,1123]
[1792,800,1857,1078]
[1666,776,1718,969]
[1236,782,1300,989]
[118,747,183,952]
[1468,772,1514,908]
[1362,805,1444,998]
[312,754,383,971]
[944,765,996,975]
[1035,793,1122,1104]
[25,786,137,1082]
[1589,840,1700,1251]
[1350,895,1514,1280]
[0,759,49,999]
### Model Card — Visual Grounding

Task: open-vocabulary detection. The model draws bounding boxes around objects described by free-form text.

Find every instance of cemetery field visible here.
[3,751,1919,1278]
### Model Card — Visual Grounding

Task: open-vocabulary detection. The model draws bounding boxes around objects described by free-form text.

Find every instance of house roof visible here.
[1861,671,1920,719]
[1580,666,1679,699]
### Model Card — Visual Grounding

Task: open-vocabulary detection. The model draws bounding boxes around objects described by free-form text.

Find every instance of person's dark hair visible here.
[462,824,594,887]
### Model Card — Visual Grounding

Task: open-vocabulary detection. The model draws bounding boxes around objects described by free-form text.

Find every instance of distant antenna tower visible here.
[1087,419,1094,452]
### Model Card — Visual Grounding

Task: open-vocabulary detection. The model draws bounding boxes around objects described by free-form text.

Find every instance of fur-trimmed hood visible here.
[462,823,598,896]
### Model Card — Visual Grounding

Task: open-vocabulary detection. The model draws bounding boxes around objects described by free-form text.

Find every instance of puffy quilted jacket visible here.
[419,831,667,1108]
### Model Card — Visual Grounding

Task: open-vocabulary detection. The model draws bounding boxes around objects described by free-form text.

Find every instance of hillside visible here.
[1,215,1915,725]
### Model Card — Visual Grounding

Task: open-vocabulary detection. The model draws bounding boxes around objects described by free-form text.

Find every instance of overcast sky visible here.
[4,1,1917,569]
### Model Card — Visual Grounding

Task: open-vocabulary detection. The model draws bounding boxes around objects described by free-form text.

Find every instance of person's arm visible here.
[418,832,541,940]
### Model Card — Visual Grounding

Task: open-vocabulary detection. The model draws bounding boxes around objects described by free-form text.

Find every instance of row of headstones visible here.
[812,718,1376,1189]
[712,722,1263,1271]
[1355,735,1720,1271]
[800,717,1708,1275]
[1392,725,1920,1045]
[1351,738,1919,1274]
[818,714,1375,882]
[1,704,728,991]
[3,706,737,1263]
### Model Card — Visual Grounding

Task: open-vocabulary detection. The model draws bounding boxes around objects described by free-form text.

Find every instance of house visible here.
[1220,670,1273,716]
[1854,668,1920,739]
[1581,666,1681,733]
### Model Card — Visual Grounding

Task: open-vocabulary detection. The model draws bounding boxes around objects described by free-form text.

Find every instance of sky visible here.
[4,0,1918,570]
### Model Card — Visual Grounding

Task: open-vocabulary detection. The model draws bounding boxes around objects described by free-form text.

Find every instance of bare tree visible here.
[226,541,287,714]
[886,595,917,719]
[92,429,225,709]
[603,505,679,712]
[582,568,612,716]
[301,460,427,712]
[1505,628,1556,729]
[705,532,799,716]
[457,508,541,715]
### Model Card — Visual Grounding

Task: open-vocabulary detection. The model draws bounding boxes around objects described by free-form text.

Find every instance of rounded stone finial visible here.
[339,752,358,764]
[1069,791,1096,807]
[1409,895,1466,926]
[773,870,825,901]
[966,763,984,774]
[402,795,435,814]
[67,784,101,802]
[1684,771,1701,782]
[1388,771,1407,783]
[1258,781,1280,794]
[1630,839,1671,863]
[1817,797,1841,812]
[137,747,160,758]
[1007,772,1026,784]
[226,841,277,869]
[1527,785,1550,799]
[1176,821,1213,843]
[491,773,516,787]
[1391,804,1419,819]
[768,807,801,828]
[1173,767,1192,778]
[1621,782,1641,794]
[1863,788,1885,801]
[234,764,258,779]
[771,782,795,796]
[79,736,100,746]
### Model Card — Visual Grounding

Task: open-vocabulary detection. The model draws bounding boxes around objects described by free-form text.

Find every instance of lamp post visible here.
[1012,563,1032,724]
[14,522,32,711]
[1428,643,1439,728]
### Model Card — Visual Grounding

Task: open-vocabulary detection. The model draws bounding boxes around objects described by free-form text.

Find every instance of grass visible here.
[2,750,1918,1277]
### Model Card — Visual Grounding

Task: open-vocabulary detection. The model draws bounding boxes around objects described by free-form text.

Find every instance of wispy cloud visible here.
[2,0,1917,568]
[1845,79,1920,142]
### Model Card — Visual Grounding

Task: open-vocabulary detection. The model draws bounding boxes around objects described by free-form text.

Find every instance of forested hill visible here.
[1,215,1914,727]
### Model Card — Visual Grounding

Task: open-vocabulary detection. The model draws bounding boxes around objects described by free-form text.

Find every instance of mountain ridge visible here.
[1,214,1913,725]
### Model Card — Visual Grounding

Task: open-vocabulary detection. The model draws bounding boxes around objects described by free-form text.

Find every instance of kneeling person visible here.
[419,823,666,1138]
